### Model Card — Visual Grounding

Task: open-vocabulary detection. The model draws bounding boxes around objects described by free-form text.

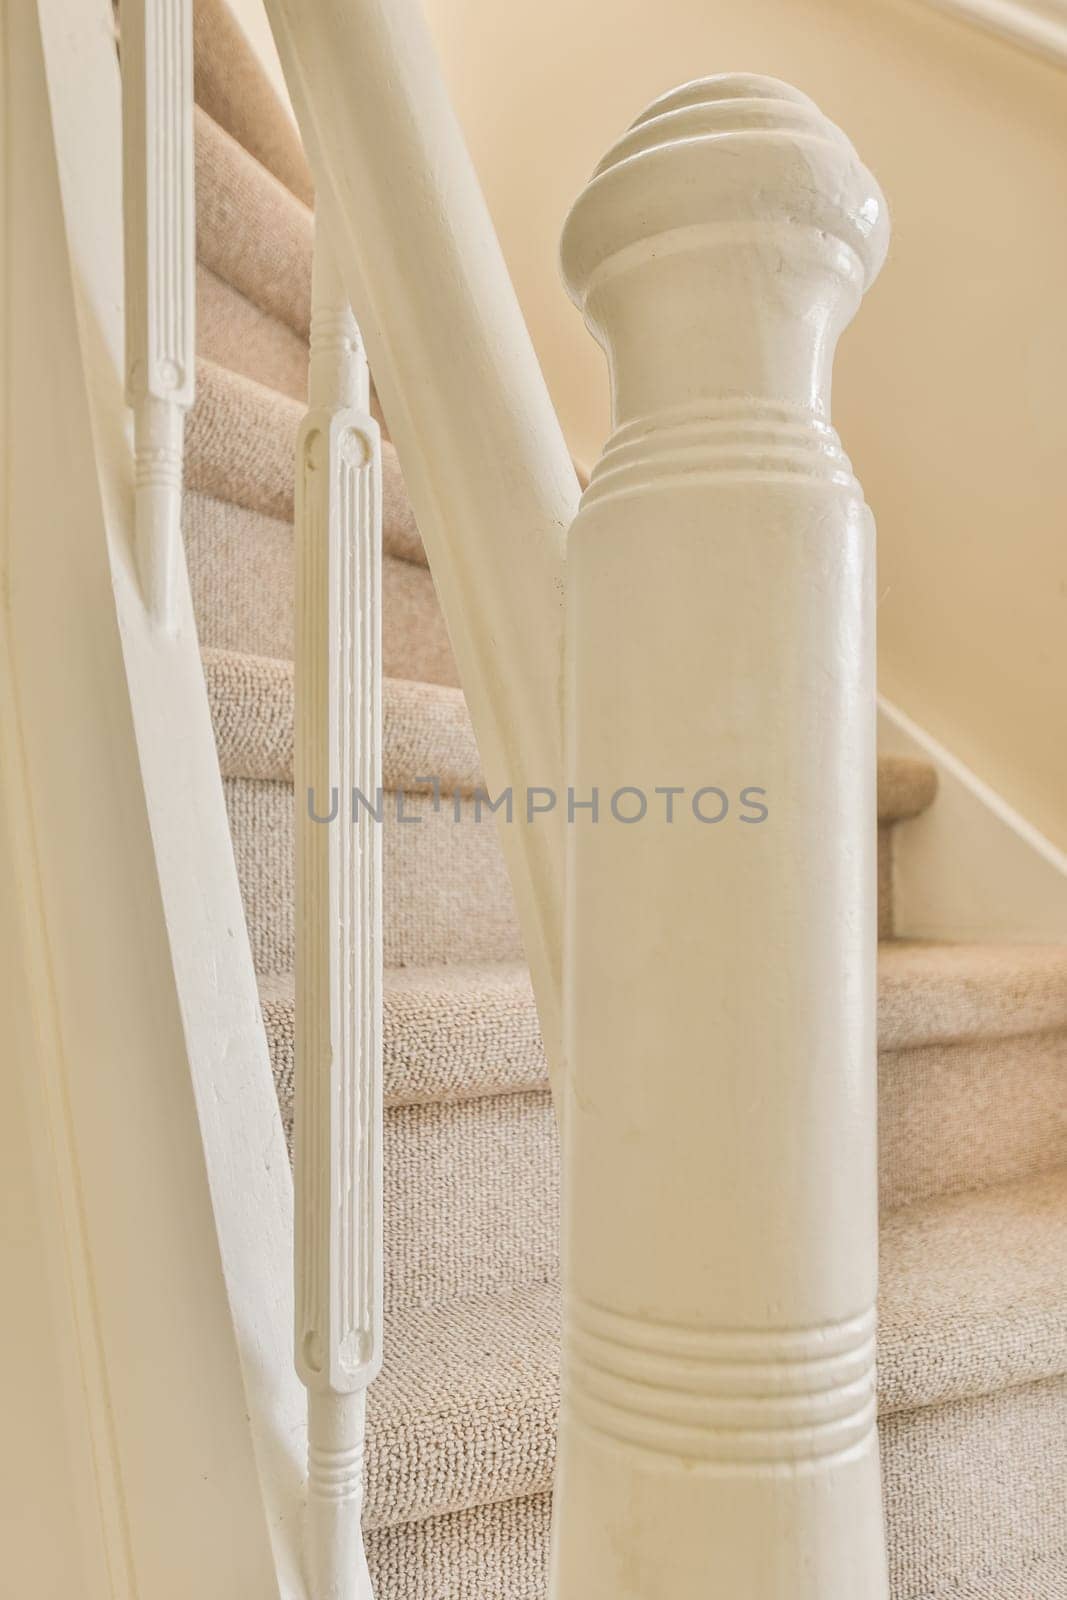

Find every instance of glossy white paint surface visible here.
[554,76,891,1598]
[120,0,195,627]
[295,239,382,1600]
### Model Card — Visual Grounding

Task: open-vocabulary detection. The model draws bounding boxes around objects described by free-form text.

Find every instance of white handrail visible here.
[120,0,195,629]
[260,0,578,1078]
[294,237,383,1600]
[554,76,891,1598]
[918,0,1067,68]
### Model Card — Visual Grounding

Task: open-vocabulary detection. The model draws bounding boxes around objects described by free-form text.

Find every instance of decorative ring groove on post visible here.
[565,1302,878,1468]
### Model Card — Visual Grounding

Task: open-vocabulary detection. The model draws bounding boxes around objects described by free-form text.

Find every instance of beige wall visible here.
[423,0,1067,852]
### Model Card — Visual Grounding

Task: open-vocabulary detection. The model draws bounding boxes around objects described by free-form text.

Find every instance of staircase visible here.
[187,3,1067,1594]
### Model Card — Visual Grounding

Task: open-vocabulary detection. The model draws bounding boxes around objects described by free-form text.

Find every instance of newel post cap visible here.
[560,74,889,311]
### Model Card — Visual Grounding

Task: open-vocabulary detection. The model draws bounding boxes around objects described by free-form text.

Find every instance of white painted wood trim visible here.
[120,0,196,626]
[0,0,306,1591]
[912,0,1067,67]
[261,0,579,1080]
[878,697,1067,940]
[295,238,382,1600]
[555,76,891,1598]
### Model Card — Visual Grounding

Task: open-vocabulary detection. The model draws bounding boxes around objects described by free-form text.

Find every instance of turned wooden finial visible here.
[560,75,889,426]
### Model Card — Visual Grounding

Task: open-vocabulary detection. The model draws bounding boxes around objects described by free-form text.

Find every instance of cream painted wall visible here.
[422,0,1067,853]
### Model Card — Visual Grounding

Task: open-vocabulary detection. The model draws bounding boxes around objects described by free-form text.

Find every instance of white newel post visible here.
[295,236,383,1600]
[554,77,891,1598]
[120,0,195,629]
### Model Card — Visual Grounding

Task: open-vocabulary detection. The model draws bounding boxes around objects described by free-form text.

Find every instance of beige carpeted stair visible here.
[188,3,1067,1593]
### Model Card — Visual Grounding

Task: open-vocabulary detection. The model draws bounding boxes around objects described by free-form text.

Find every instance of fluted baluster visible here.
[295,236,382,1600]
[120,0,195,629]
[554,76,891,1598]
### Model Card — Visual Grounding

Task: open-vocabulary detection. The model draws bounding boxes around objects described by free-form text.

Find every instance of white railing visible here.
[119,0,890,1590]
[553,76,890,1598]
[262,0,579,1079]
[294,237,383,1600]
[260,6,894,1588]
[120,0,195,629]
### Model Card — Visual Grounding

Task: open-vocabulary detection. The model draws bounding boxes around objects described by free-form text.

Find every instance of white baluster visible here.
[120,0,195,630]
[295,237,382,1600]
[554,77,891,1598]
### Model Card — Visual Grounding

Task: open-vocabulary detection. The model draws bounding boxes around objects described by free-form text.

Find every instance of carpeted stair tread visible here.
[204,643,935,817]
[195,105,312,339]
[877,754,938,822]
[193,0,314,207]
[204,649,478,789]
[186,358,425,562]
[360,1168,1067,1531]
[363,1485,1067,1600]
[878,1168,1067,1414]
[259,962,544,1109]
[258,940,1067,1113]
[365,1283,559,1530]
[879,938,1067,1049]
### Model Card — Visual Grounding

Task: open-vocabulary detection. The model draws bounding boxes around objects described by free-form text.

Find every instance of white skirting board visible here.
[879,696,1067,942]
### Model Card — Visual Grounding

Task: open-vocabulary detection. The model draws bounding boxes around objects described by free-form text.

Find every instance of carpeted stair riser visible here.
[186,493,457,684]
[259,1013,1066,1308]
[365,1494,552,1600]
[263,982,556,1309]
[363,1377,1067,1599]
[225,777,522,972]
[380,1092,557,1311]
[879,1028,1067,1208]
[264,982,1067,1219]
